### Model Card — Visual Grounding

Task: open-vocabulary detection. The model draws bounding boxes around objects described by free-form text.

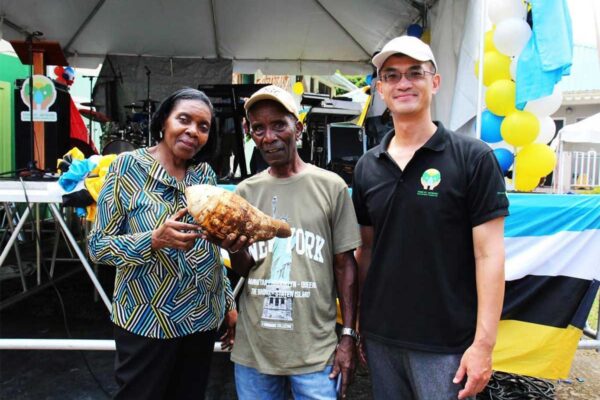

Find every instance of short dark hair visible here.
[425,60,437,74]
[150,88,218,163]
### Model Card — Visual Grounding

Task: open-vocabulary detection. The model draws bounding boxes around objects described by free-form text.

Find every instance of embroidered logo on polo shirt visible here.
[417,168,441,197]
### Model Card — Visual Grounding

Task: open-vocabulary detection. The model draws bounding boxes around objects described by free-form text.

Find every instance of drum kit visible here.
[80,99,159,155]
[80,66,161,155]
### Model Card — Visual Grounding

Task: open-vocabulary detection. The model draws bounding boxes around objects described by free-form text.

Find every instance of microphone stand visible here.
[24,31,44,178]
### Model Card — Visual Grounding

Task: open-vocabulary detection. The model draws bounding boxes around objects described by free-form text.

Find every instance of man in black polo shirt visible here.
[352,36,509,400]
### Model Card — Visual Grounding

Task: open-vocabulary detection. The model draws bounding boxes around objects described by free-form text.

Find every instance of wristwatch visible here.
[341,327,360,342]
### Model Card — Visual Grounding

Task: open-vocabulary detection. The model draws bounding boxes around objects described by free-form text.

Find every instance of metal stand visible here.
[35,203,41,284]
[0,201,111,311]
[47,203,111,310]
[0,205,31,269]
[1,203,27,291]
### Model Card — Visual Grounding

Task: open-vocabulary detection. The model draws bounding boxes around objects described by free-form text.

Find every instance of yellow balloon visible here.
[485,80,516,116]
[516,143,557,177]
[292,81,304,95]
[482,51,511,86]
[475,32,501,78]
[501,110,540,147]
[484,30,497,53]
[514,172,541,192]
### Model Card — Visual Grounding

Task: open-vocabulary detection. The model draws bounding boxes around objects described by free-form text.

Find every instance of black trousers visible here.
[113,324,217,400]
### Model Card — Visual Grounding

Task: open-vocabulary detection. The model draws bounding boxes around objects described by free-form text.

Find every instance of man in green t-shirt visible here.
[222,85,361,399]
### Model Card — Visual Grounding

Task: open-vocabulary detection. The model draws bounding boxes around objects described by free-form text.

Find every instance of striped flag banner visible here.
[493,194,600,380]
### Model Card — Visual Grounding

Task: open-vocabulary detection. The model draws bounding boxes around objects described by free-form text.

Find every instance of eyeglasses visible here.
[380,68,435,84]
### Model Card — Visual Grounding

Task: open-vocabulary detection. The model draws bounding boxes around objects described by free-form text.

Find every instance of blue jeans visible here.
[365,338,474,400]
[234,363,337,400]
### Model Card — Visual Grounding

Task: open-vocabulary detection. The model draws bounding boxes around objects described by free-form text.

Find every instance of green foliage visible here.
[344,74,368,88]
[575,187,600,194]
[336,70,369,96]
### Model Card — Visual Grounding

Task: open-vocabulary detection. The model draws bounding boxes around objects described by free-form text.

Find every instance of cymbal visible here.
[80,101,101,108]
[137,100,159,113]
[124,104,142,110]
[79,108,111,123]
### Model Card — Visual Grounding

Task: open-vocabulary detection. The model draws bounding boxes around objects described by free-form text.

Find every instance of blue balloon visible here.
[481,110,504,143]
[493,148,514,174]
[407,24,424,38]
[366,74,373,85]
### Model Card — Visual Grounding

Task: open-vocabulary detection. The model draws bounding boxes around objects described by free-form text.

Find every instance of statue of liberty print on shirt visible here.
[261,196,295,328]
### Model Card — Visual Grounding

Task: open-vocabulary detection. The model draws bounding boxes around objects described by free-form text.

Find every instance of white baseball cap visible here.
[244,85,299,119]
[372,36,437,72]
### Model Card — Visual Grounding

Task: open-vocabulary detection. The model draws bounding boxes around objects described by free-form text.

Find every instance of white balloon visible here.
[524,86,563,117]
[535,116,557,144]
[494,18,532,57]
[509,56,518,81]
[488,0,527,25]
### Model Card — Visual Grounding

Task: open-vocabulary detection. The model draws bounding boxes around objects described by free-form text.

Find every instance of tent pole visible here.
[475,0,487,141]
[313,0,371,58]
[557,132,565,194]
[64,0,107,54]
[209,0,221,58]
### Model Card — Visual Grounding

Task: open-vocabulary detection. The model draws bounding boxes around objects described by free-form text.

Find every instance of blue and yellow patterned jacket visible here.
[89,148,234,339]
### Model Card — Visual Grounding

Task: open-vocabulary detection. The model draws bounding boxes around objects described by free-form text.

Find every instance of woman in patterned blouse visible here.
[89,88,237,399]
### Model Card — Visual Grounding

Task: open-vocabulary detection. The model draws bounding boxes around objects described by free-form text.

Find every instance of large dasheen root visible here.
[185,185,291,241]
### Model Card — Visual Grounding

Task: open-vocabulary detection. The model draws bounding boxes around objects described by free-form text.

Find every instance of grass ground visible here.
[588,291,599,331]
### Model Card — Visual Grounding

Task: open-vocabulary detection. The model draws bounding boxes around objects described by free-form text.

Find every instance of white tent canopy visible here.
[558,112,600,152]
[1,0,429,74]
[1,0,482,131]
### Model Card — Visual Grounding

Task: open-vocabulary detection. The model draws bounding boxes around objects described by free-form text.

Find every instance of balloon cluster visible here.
[54,66,76,87]
[477,0,558,192]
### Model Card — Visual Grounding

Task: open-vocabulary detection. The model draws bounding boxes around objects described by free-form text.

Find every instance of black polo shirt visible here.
[352,122,509,353]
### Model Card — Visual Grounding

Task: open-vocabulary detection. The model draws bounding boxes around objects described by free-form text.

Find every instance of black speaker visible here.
[326,123,366,163]
[14,79,71,171]
[326,123,366,185]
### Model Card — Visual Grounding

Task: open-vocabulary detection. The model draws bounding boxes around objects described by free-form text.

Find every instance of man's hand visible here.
[329,335,356,399]
[219,233,253,254]
[220,309,237,351]
[453,343,493,399]
[151,209,202,251]
[198,230,253,254]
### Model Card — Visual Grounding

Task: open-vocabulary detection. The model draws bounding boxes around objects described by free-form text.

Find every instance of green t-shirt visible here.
[231,164,361,375]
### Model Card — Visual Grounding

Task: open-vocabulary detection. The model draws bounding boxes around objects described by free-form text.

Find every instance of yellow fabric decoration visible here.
[85,204,97,222]
[85,154,117,202]
[66,147,85,160]
[56,147,86,172]
[84,154,117,222]
[493,319,582,380]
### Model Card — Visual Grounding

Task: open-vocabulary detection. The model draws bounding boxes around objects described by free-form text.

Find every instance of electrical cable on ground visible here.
[477,371,555,400]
